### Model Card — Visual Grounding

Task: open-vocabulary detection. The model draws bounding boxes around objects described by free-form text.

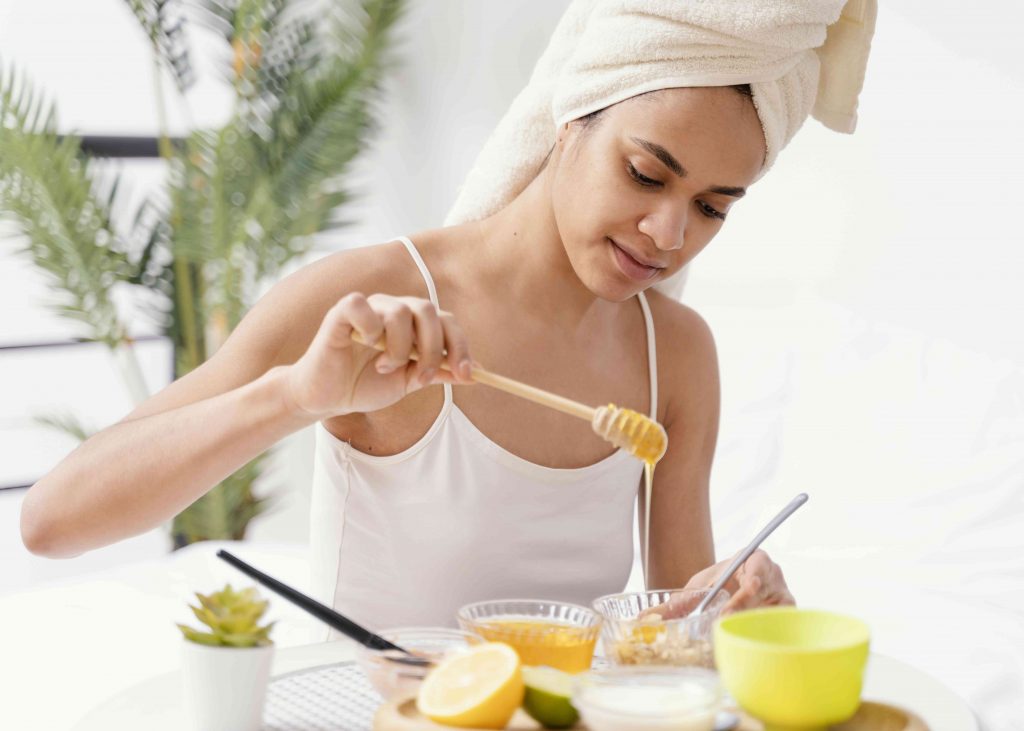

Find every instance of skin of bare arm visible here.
[20,243,472,558]
[640,293,719,591]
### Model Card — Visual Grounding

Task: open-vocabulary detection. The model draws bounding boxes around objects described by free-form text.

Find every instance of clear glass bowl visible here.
[354,626,481,701]
[456,599,603,673]
[573,666,722,731]
[592,588,730,668]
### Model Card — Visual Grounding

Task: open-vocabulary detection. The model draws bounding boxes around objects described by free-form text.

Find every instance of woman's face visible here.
[550,87,765,302]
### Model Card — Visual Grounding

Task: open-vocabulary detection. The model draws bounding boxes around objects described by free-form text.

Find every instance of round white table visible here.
[73,643,979,731]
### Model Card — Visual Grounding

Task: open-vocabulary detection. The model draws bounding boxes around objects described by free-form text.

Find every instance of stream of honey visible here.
[644,460,654,588]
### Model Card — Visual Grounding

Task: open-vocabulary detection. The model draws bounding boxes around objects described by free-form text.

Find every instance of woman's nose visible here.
[637,205,686,252]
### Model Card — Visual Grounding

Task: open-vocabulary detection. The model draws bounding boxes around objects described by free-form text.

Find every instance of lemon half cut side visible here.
[416,641,524,729]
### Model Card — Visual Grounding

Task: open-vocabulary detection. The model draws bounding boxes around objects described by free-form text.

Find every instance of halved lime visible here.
[521,665,580,729]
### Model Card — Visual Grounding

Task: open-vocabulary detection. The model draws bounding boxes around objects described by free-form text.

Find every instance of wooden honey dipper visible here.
[350,332,667,463]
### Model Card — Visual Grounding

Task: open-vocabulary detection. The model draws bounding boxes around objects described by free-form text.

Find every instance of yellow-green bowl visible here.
[713,608,870,731]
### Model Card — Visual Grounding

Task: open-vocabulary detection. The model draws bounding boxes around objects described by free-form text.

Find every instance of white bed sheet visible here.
[699,296,1024,731]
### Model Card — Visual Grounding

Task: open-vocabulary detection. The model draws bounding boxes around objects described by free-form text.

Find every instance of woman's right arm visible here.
[20,246,472,558]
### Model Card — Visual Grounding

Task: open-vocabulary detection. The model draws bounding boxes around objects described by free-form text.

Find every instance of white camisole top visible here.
[308,236,657,637]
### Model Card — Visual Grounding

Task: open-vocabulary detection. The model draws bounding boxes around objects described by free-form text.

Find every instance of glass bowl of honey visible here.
[456,599,603,673]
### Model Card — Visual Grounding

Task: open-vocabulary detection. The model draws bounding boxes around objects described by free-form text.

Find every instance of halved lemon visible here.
[416,641,524,729]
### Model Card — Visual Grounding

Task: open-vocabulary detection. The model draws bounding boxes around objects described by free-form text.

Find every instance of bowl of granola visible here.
[592,588,730,668]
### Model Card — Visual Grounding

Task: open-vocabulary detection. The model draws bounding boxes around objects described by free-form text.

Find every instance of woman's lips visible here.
[609,238,662,282]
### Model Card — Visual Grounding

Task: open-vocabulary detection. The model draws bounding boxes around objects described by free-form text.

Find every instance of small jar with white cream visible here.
[572,666,722,731]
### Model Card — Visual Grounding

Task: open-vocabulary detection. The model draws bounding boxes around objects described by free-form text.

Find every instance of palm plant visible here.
[0,0,404,547]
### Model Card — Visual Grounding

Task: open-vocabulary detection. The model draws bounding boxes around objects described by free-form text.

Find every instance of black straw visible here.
[216,549,409,655]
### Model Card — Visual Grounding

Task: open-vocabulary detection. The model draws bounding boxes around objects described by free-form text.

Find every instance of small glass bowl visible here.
[354,626,481,701]
[592,588,730,668]
[457,599,603,673]
[573,666,722,731]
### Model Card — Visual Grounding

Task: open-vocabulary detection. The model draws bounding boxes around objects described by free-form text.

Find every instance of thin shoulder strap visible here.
[636,292,658,420]
[395,236,453,405]
[395,236,440,307]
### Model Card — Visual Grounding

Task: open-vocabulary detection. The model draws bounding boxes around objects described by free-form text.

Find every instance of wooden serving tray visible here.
[374,698,929,730]
[736,702,929,731]
[375,704,562,730]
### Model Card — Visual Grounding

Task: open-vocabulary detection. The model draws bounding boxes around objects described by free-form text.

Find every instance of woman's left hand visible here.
[646,550,794,619]
[685,549,794,615]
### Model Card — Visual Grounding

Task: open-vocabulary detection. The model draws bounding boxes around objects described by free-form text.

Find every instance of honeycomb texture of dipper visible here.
[592,404,667,464]
[350,332,668,463]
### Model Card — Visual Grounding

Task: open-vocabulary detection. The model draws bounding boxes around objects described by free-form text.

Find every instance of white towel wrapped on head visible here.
[445,0,876,298]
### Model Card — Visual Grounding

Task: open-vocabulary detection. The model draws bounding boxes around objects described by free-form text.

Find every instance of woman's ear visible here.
[559,120,582,146]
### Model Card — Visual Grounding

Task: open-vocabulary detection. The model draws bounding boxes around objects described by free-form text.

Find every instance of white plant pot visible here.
[181,640,275,731]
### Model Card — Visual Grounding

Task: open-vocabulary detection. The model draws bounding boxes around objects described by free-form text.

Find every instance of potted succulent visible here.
[177,584,275,731]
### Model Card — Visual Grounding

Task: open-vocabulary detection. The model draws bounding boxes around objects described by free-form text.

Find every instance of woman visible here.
[21,0,874,630]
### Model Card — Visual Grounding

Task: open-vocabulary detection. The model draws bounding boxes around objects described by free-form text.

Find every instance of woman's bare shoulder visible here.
[272,226,459,307]
[219,238,431,366]
[643,289,720,424]
[644,290,716,356]
[275,239,426,303]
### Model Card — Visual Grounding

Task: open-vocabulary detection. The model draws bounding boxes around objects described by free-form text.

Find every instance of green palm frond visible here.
[166,0,404,330]
[251,0,404,263]
[35,412,95,443]
[5,0,406,545]
[0,61,132,346]
[171,453,275,546]
[122,0,195,92]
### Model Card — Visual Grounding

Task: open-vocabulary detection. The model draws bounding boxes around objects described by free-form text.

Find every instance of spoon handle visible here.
[692,493,809,616]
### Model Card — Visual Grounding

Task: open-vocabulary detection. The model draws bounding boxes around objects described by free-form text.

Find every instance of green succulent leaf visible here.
[177,624,223,646]
[179,584,274,646]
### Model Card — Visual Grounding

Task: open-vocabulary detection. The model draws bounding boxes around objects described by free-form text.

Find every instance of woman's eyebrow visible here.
[709,185,746,198]
[630,136,747,198]
[631,137,686,177]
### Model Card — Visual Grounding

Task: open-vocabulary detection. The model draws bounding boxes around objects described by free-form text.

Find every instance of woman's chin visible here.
[581,269,649,303]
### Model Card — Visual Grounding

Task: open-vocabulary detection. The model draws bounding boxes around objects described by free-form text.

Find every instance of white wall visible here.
[682,7,1024,727]
[1,1,1022,728]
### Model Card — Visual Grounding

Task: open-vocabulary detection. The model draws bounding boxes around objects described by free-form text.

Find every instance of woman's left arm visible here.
[644,298,793,615]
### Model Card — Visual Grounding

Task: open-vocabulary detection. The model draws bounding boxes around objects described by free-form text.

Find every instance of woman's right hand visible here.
[283,292,474,419]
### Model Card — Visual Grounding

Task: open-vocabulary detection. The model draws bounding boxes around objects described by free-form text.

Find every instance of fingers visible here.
[439,312,473,382]
[665,590,703,618]
[745,550,793,605]
[723,573,763,615]
[637,604,668,621]
[355,295,473,386]
[322,293,381,349]
[372,297,415,375]
[408,300,444,385]
[717,550,794,615]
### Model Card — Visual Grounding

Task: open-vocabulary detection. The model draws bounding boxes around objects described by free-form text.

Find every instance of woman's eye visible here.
[627,162,660,188]
[698,201,726,221]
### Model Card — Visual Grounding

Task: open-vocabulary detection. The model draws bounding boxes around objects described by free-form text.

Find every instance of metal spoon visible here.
[688,493,809,618]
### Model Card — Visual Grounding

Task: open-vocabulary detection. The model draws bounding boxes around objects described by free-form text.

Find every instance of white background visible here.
[1,1,1022,730]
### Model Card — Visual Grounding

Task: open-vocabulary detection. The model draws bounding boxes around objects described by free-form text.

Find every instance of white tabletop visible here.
[73,644,978,731]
